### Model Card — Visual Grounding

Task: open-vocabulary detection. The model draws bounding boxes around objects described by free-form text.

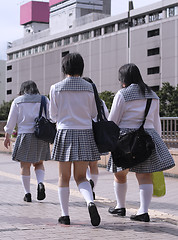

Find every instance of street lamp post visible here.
[128,1,134,63]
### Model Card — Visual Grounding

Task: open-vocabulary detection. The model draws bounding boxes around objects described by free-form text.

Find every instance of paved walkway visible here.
[0,152,178,240]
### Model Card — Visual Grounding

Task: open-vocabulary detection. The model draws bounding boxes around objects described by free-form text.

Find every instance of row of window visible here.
[8,27,160,61]
[6,64,160,96]
[8,5,177,61]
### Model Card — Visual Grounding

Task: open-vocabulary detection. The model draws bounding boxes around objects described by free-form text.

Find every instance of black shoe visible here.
[24,193,32,202]
[37,182,46,200]
[58,216,70,225]
[88,202,101,226]
[130,213,150,222]
[89,179,96,200]
[108,207,126,216]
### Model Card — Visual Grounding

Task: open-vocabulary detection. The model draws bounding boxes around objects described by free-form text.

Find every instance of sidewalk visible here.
[0,152,178,240]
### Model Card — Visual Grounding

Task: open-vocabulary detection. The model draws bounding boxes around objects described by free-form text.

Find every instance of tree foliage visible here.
[99,91,115,111]
[157,82,178,117]
[0,100,13,120]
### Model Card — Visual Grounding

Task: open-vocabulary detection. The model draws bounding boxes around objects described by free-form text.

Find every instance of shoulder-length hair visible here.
[118,63,151,95]
[62,52,84,76]
[19,81,40,95]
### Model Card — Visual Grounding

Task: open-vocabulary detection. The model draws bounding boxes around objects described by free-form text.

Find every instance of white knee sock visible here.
[137,184,153,215]
[78,181,93,205]
[35,169,45,184]
[21,175,31,194]
[58,187,70,216]
[86,167,91,180]
[90,174,98,190]
[114,181,127,208]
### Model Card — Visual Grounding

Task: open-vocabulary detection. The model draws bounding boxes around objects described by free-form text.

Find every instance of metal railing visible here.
[161,117,178,148]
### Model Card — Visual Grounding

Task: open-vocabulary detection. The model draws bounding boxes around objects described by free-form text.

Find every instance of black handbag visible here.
[92,84,120,153]
[34,95,57,144]
[112,98,155,168]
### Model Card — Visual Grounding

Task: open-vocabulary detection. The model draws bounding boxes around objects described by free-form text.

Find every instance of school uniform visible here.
[49,76,100,162]
[107,84,175,173]
[4,94,51,163]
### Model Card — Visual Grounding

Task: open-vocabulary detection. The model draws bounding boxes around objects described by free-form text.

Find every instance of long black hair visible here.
[118,63,151,95]
[19,81,40,95]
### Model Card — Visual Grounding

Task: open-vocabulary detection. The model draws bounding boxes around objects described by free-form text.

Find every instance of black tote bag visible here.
[92,84,120,153]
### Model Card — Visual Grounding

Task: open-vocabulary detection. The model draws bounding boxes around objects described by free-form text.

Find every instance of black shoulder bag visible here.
[34,95,57,144]
[112,98,155,168]
[92,84,120,153]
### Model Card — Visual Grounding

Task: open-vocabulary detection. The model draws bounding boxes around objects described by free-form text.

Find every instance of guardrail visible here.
[161,117,178,148]
[1,118,178,148]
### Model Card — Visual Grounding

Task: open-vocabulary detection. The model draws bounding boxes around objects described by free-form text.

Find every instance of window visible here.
[56,40,62,47]
[147,29,159,38]
[147,47,160,56]
[64,37,70,45]
[94,28,101,37]
[48,42,53,49]
[7,65,12,71]
[8,54,13,60]
[22,51,25,57]
[41,44,45,52]
[34,47,38,53]
[81,31,91,40]
[7,90,12,95]
[118,21,128,30]
[62,51,69,57]
[133,16,146,26]
[149,11,162,22]
[168,7,175,17]
[147,66,160,75]
[15,52,19,59]
[27,48,32,55]
[7,78,12,83]
[104,24,115,34]
[72,35,79,43]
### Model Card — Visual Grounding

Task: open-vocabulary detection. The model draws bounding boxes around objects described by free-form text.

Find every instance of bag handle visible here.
[141,98,152,127]
[91,83,107,121]
[39,95,47,118]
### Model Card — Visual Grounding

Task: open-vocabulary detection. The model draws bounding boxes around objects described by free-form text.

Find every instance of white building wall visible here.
[0,60,6,105]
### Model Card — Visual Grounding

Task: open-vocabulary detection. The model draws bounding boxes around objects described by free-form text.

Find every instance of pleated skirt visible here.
[12,133,51,163]
[52,129,101,162]
[107,128,175,173]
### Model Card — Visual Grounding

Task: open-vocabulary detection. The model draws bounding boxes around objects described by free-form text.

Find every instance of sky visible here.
[0,0,159,60]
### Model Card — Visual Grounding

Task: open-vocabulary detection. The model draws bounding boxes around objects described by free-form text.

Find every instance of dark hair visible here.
[83,77,93,84]
[62,52,84,76]
[118,63,151,95]
[19,81,40,95]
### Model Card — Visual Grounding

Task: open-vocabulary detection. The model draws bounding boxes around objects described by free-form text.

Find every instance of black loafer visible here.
[108,207,126,216]
[88,202,101,226]
[130,213,150,222]
[58,216,70,225]
[24,193,32,202]
[37,182,46,200]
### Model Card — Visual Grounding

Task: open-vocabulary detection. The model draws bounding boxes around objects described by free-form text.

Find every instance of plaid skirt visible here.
[52,129,101,162]
[107,128,175,173]
[12,133,51,163]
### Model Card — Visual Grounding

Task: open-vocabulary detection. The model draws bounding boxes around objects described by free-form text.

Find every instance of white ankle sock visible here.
[114,181,127,208]
[58,187,70,216]
[35,169,45,184]
[21,175,31,194]
[137,184,153,215]
[90,174,98,190]
[78,181,93,205]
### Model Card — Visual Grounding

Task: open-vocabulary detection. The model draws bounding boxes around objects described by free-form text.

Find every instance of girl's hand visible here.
[4,133,11,149]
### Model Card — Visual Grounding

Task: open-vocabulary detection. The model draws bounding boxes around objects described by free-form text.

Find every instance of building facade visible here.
[0,60,6,105]
[6,0,178,102]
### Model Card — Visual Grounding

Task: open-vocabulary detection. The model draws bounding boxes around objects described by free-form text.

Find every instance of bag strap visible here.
[91,83,107,121]
[39,95,47,118]
[141,98,152,127]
